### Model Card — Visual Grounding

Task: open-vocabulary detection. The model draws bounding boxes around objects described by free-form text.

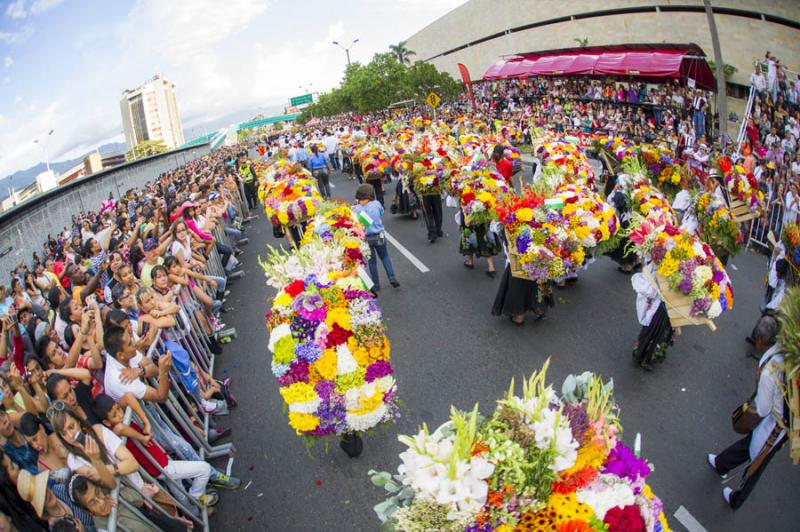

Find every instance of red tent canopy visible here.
[483,43,716,91]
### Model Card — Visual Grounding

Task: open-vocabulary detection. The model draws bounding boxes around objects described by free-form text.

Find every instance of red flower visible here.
[284,280,306,297]
[663,224,681,236]
[603,505,645,532]
[462,191,476,205]
[325,323,352,348]
[717,156,732,174]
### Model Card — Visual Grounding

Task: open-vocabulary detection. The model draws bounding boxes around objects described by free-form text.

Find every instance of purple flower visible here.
[562,402,589,443]
[690,296,711,316]
[344,289,373,300]
[516,233,532,254]
[651,246,666,264]
[316,394,347,434]
[314,380,336,398]
[465,523,494,532]
[295,342,322,363]
[603,441,651,482]
[365,361,393,382]
[292,293,327,322]
[712,269,724,283]
[277,359,309,386]
[678,277,693,295]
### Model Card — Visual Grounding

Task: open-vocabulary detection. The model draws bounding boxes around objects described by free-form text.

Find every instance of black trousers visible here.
[367,179,384,206]
[244,181,257,209]
[422,195,443,240]
[354,163,364,184]
[715,432,787,509]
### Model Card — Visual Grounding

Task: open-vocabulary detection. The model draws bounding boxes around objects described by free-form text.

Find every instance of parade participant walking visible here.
[353,185,399,292]
[308,144,333,199]
[460,215,499,278]
[630,264,673,371]
[708,315,787,509]
[239,159,258,210]
[491,232,548,326]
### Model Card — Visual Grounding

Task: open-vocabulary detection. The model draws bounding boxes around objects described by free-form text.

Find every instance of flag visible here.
[457,63,476,109]
[357,211,373,228]
[544,198,564,210]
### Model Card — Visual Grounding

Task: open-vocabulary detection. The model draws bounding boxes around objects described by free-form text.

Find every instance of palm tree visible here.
[389,41,416,65]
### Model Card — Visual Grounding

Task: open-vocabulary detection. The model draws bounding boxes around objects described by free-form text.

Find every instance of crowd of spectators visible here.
[0,145,253,530]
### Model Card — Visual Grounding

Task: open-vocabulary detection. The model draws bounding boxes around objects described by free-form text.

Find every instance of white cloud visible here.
[29,0,63,15]
[5,0,26,19]
[0,25,34,44]
[13,95,22,105]
[3,56,13,68]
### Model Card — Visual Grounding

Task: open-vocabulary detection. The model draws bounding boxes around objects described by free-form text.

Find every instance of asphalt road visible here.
[210,168,798,532]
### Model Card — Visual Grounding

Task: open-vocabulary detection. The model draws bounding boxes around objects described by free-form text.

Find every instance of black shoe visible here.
[486,270,496,279]
[436,230,443,237]
[234,249,245,257]
[390,279,400,288]
[208,336,223,355]
[339,433,363,458]
[745,335,754,345]
[509,316,525,327]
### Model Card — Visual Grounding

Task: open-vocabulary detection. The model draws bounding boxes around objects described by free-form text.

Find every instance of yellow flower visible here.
[277,211,289,225]
[311,348,337,381]
[571,248,585,265]
[574,225,591,240]
[325,308,351,331]
[288,412,319,433]
[279,382,318,404]
[273,292,292,307]
[516,208,534,222]
[476,192,493,204]
[657,257,679,277]
[599,225,611,241]
[348,387,384,416]
[640,203,652,215]
[561,203,578,216]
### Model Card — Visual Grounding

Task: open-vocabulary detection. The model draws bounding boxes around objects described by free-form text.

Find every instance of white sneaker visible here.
[722,487,734,506]
[707,453,728,479]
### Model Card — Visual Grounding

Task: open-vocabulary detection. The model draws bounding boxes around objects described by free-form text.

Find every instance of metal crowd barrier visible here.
[107,408,211,532]
[747,201,785,251]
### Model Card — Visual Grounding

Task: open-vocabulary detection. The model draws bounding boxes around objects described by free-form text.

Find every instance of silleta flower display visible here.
[370,361,670,532]
[260,198,398,441]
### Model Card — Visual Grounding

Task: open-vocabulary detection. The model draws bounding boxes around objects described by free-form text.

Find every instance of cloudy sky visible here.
[0,0,465,177]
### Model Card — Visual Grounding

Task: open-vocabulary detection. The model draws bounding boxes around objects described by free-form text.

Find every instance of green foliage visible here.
[706,59,738,81]
[778,285,800,375]
[299,54,463,120]
[126,139,168,161]
[237,128,252,142]
[574,37,589,47]
[389,41,416,65]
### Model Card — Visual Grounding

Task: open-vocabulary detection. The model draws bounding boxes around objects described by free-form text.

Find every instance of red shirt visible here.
[126,421,169,477]
[496,158,514,180]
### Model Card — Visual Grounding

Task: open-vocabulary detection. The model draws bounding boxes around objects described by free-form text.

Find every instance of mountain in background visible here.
[0,142,126,200]
[0,103,288,201]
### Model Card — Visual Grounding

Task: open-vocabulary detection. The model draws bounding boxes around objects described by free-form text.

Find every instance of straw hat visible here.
[17,469,50,518]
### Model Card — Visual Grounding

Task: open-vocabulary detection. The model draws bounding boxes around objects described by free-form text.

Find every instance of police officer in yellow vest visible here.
[239,160,257,209]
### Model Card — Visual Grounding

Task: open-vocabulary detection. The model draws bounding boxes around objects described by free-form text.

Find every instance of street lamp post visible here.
[332,39,359,67]
[33,129,55,172]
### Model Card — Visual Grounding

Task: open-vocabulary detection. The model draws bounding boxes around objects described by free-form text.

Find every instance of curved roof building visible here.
[405,0,800,88]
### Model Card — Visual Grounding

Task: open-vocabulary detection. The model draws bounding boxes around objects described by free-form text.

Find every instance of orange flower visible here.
[557,519,592,532]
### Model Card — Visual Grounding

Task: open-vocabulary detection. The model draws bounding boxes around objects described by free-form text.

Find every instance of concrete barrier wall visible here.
[0,143,212,284]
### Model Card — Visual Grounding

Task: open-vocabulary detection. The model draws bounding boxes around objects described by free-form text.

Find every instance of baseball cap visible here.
[143,238,158,252]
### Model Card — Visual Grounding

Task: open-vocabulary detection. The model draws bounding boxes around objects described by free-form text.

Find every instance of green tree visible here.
[237,128,253,142]
[126,139,168,161]
[299,54,463,121]
[389,41,416,65]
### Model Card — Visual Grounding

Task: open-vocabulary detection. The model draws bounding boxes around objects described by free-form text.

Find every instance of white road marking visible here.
[674,505,708,532]
[385,231,430,273]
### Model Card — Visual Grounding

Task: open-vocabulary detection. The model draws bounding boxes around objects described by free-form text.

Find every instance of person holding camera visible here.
[353,185,399,293]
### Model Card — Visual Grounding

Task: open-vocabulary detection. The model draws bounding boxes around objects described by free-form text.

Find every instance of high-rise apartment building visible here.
[119,74,185,150]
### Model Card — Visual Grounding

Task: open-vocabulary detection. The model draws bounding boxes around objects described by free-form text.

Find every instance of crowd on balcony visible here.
[0,146,253,530]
